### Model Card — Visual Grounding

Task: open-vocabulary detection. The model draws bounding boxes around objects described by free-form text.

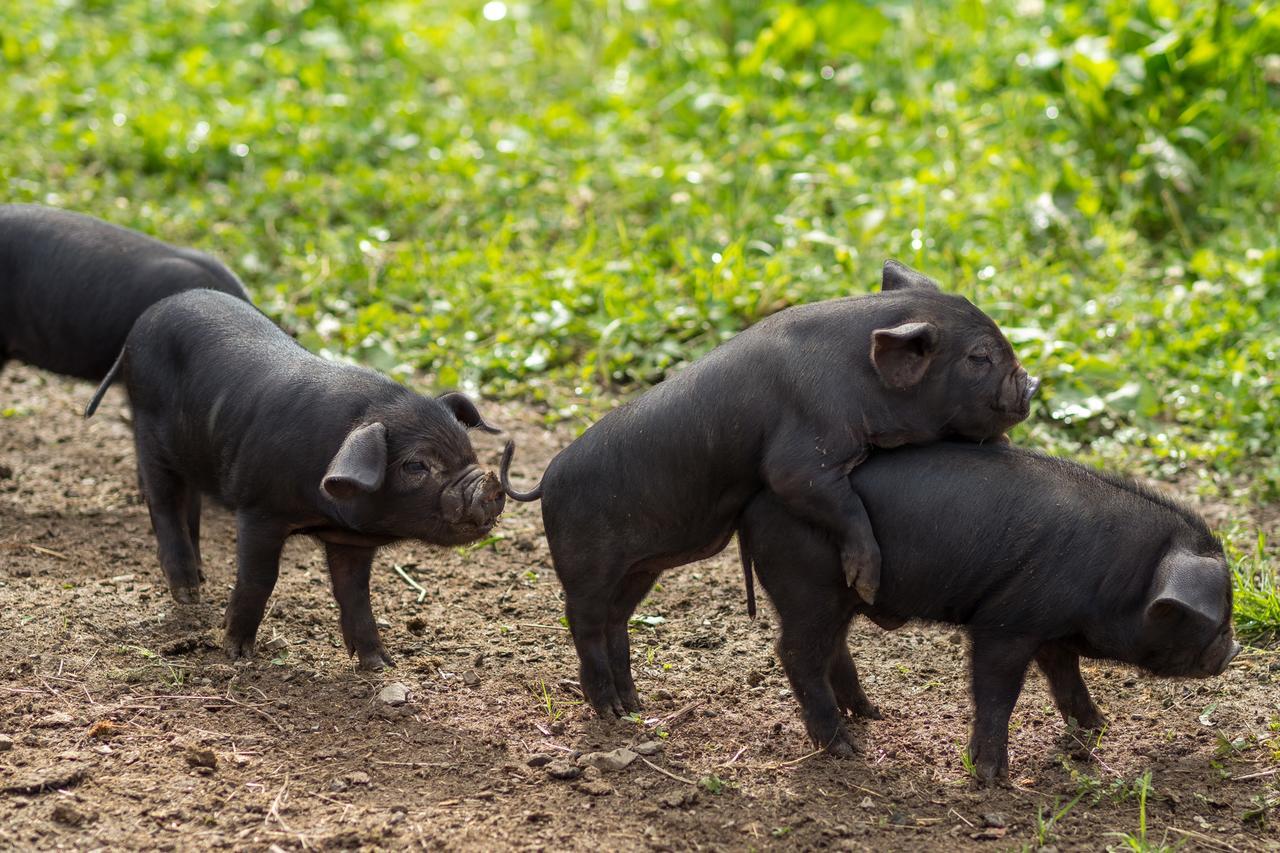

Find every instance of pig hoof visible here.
[222,635,255,662]
[841,554,879,605]
[171,585,201,605]
[971,757,1008,786]
[822,732,858,759]
[618,690,643,715]
[844,699,882,720]
[589,697,627,719]
[356,650,395,671]
[1068,710,1106,731]
[975,769,1008,787]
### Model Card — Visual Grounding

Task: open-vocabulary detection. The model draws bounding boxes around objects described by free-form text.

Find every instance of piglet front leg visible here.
[1036,642,1106,731]
[223,512,288,661]
[763,439,881,604]
[324,542,394,670]
[966,631,1038,785]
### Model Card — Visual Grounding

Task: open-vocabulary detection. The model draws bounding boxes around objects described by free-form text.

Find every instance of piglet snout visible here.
[1022,374,1041,407]
[1218,641,1242,674]
[443,468,505,527]
[468,471,505,526]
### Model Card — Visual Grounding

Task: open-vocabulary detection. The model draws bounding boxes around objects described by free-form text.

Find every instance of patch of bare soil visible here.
[1,364,1278,851]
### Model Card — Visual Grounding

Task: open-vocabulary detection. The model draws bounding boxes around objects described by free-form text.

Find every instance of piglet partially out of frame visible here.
[86,290,505,669]
[0,204,249,382]
[740,442,1239,783]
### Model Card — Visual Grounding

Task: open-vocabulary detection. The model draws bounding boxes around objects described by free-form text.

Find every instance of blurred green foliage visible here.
[1,0,1277,510]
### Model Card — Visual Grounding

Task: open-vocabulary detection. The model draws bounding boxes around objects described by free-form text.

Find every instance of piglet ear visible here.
[881,259,942,292]
[870,322,939,389]
[439,391,502,434]
[1144,549,1225,629]
[322,422,387,500]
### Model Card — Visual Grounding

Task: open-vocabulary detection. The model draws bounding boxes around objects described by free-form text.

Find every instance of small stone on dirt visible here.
[35,711,74,729]
[263,636,289,652]
[576,779,613,796]
[859,796,875,809]
[0,734,13,752]
[525,754,554,768]
[981,813,1006,828]
[659,789,698,809]
[51,802,92,827]
[378,682,409,706]
[632,740,663,756]
[577,747,637,772]
[184,746,217,770]
[545,760,581,780]
[462,670,480,687]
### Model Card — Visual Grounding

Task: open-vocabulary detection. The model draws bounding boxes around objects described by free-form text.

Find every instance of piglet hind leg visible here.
[563,586,627,718]
[324,542,394,670]
[828,625,882,721]
[763,444,881,604]
[777,621,859,757]
[757,571,862,754]
[222,513,287,662]
[1036,642,1106,731]
[187,492,205,583]
[967,631,1039,785]
[605,569,662,714]
[136,453,204,604]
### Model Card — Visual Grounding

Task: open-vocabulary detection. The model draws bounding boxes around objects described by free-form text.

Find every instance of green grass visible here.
[1,1,1277,632]
[1227,530,1280,646]
[1106,771,1178,852]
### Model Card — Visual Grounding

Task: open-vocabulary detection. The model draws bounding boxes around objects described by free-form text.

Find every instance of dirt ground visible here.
[1,363,1278,852]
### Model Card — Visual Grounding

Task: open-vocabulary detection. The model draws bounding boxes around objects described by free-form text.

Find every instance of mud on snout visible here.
[440,466,505,535]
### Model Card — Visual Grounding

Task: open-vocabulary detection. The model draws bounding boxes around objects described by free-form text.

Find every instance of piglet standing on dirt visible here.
[0,205,249,382]
[740,442,1240,783]
[500,261,1038,718]
[85,290,506,669]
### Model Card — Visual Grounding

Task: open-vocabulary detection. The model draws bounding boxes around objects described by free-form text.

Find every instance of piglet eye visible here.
[403,460,428,474]
[968,354,992,365]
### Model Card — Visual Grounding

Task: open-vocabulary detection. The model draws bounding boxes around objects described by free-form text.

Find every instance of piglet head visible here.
[321,391,506,545]
[1130,546,1239,678]
[873,260,1038,444]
